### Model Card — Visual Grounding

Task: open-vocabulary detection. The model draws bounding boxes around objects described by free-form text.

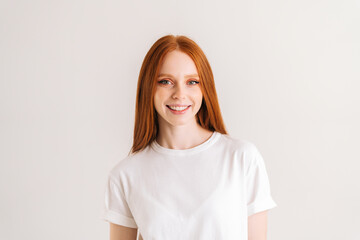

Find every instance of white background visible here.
[1,0,359,239]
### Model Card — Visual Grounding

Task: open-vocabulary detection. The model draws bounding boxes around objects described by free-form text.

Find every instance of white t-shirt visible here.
[102,131,277,240]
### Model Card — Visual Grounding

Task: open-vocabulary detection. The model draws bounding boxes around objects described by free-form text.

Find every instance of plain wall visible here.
[1,0,359,239]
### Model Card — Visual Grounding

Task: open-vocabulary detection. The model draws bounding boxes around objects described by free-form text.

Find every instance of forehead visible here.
[158,50,198,75]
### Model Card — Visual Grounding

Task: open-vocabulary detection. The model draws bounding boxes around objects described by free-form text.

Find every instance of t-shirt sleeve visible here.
[245,145,277,217]
[102,174,138,228]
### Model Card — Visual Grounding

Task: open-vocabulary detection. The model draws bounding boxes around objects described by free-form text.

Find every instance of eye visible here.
[158,79,172,85]
[188,80,200,85]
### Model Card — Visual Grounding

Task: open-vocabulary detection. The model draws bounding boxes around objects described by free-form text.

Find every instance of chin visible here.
[170,117,197,127]
[166,120,188,127]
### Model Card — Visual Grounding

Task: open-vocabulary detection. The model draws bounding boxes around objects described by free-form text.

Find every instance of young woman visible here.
[102,35,277,240]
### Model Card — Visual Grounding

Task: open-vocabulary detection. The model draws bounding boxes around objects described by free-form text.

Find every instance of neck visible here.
[156,120,213,150]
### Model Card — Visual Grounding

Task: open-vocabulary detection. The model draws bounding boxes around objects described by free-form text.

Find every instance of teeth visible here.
[168,105,189,111]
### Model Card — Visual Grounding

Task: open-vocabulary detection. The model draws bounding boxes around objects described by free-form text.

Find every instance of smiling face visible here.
[154,50,203,128]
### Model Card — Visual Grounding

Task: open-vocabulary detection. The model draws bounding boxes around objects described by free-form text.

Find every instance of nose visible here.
[172,84,186,100]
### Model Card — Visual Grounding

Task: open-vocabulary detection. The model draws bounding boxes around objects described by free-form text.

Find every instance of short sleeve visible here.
[246,146,277,217]
[102,174,138,228]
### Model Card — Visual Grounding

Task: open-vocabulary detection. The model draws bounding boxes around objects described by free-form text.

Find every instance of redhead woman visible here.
[102,35,277,240]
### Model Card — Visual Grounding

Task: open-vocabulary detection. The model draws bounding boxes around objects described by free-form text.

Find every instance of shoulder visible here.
[108,145,152,179]
[217,134,268,180]
[219,133,261,157]
[217,133,263,170]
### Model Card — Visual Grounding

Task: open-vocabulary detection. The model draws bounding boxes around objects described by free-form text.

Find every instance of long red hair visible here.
[130,35,227,154]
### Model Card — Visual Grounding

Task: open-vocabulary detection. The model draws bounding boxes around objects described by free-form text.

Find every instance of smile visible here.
[166,105,191,114]
[167,105,190,111]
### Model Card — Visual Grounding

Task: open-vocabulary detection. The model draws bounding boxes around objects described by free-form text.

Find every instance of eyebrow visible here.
[157,73,199,78]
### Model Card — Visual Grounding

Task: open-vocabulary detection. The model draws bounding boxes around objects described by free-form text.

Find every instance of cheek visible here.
[154,89,166,107]
[153,92,159,109]
[194,89,203,104]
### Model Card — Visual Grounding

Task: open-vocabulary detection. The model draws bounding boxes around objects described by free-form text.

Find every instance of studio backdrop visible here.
[1,0,359,239]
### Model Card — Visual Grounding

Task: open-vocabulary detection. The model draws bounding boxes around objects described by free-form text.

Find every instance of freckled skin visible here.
[154,50,203,127]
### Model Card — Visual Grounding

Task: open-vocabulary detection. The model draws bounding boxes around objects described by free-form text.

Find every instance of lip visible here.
[166,105,191,114]
[166,104,191,107]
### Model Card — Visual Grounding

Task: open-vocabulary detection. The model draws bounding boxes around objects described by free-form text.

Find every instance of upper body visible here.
[103,131,277,240]
[102,35,277,239]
